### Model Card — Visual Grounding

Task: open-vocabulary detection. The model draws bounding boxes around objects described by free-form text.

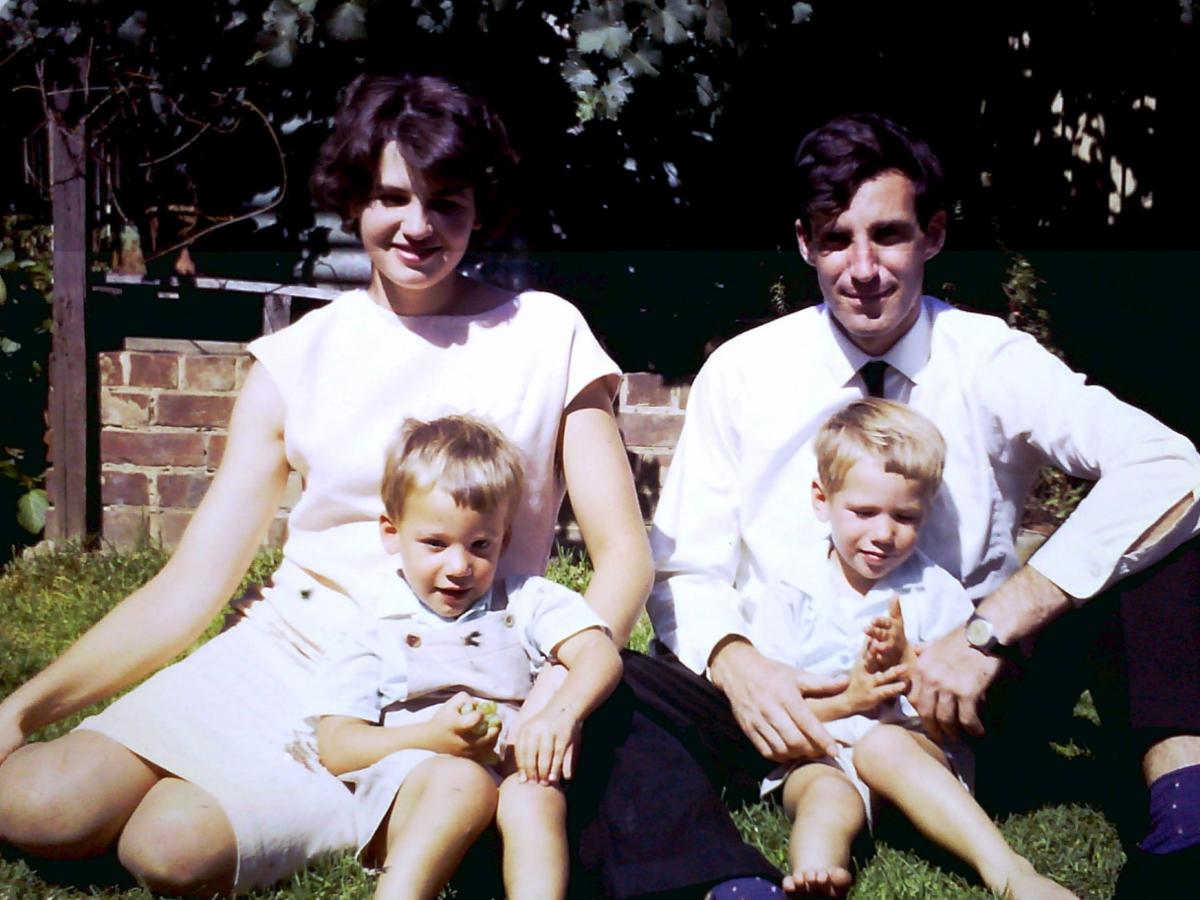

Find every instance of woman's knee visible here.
[496,778,564,831]
[117,779,237,896]
[0,732,157,855]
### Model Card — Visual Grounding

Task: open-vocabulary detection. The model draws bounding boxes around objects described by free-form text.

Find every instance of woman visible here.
[0,73,652,895]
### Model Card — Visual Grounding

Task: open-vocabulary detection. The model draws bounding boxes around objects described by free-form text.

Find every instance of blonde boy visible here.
[315,415,622,900]
[747,399,1073,898]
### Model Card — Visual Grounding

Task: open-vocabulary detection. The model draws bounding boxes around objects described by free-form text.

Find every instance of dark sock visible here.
[1139,763,1200,854]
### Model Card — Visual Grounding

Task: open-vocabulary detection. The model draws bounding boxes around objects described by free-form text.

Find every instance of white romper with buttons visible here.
[75,289,619,891]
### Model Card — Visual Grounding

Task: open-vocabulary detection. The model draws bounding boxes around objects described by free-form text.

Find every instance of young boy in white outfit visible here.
[747,399,1074,898]
[314,415,622,900]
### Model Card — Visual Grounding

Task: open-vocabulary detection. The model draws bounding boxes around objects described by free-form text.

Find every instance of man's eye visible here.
[819,234,850,252]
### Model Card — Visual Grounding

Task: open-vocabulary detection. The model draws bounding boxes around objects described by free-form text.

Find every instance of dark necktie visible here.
[860,360,889,398]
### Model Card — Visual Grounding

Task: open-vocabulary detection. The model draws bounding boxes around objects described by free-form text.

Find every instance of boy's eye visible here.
[421,538,446,549]
[472,540,492,552]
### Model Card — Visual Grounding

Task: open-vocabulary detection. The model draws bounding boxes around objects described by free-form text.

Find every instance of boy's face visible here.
[812,455,928,595]
[380,486,509,618]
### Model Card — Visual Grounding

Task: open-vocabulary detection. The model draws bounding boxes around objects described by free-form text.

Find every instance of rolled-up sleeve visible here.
[979,333,1200,601]
[310,626,388,724]
[508,575,610,663]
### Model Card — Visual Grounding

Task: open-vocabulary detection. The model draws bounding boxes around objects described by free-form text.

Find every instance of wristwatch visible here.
[964,612,1009,656]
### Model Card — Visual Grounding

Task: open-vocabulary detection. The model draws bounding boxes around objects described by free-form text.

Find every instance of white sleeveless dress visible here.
[76,288,619,891]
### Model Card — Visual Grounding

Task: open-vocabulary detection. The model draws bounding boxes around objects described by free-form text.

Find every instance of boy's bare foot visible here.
[783,866,853,897]
[996,864,1078,899]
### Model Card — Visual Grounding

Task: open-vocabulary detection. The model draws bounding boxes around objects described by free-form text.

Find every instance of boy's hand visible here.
[511,702,579,786]
[864,594,908,673]
[841,659,908,716]
[424,691,500,761]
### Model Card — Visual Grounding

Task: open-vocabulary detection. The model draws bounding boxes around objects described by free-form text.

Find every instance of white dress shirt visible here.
[649,297,1200,675]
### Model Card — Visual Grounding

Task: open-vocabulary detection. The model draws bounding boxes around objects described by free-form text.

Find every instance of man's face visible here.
[796,171,946,356]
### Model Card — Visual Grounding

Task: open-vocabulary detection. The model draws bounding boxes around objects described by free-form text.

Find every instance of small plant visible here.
[1003,253,1089,527]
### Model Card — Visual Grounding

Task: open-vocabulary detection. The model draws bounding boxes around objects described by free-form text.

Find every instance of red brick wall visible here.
[84,338,689,548]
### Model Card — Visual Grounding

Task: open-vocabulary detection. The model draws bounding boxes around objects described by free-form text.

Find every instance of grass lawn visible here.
[0,545,1126,897]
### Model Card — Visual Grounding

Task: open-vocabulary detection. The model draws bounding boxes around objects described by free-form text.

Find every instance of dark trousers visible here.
[975,535,1200,843]
[568,537,1200,896]
[565,652,779,898]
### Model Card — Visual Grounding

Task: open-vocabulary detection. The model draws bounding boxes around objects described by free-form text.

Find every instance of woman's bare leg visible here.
[496,776,567,900]
[853,725,1077,899]
[375,756,498,900]
[116,777,238,896]
[780,763,865,896]
[0,731,159,857]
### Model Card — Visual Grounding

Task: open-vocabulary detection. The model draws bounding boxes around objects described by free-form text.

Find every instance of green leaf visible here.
[622,43,663,77]
[578,22,633,57]
[0,248,15,266]
[793,2,814,24]
[0,273,6,305]
[327,1,366,41]
[0,337,21,355]
[17,488,48,535]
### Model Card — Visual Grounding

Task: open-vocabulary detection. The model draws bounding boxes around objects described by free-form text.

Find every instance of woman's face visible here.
[359,141,479,313]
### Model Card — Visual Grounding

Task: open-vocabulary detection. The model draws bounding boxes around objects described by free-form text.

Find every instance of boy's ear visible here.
[811,478,831,522]
[501,526,513,553]
[379,514,402,554]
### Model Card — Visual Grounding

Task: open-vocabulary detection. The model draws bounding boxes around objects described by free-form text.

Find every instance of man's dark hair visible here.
[310,73,518,234]
[793,113,945,236]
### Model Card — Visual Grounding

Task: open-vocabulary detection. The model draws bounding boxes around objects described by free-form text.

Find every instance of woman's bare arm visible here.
[560,379,653,646]
[0,363,289,753]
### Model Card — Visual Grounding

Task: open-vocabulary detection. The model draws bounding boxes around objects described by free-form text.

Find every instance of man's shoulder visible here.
[927,299,1032,349]
[700,306,827,385]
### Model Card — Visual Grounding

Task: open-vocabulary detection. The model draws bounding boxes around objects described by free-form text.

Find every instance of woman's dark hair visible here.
[793,113,945,236]
[310,73,518,233]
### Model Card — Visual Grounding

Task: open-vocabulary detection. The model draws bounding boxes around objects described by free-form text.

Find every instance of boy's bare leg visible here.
[853,725,1077,899]
[374,756,498,900]
[780,763,866,896]
[496,776,567,900]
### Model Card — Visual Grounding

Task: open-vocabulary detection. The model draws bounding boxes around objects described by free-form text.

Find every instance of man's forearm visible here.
[974,564,1074,645]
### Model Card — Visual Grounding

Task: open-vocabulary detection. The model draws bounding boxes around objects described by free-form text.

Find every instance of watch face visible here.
[965,616,993,646]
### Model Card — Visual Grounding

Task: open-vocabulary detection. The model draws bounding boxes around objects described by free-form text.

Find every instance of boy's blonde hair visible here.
[382,415,524,527]
[814,399,946,498]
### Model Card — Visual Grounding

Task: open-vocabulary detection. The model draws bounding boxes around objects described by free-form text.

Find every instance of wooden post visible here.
[46,72,91,540]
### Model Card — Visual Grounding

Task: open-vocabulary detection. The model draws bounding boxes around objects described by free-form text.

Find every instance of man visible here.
[645,112,1200,896]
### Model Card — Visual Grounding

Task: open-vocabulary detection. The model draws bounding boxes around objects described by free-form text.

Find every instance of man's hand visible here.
[864,594,908,673]
[908,627,1003,742]
[709,638,847,763]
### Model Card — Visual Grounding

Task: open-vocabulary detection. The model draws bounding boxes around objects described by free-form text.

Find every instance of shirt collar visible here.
[377,570,495,623]
[818,297,935,387]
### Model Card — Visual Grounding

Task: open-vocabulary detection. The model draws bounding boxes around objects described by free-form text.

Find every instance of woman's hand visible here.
[511,704,579,786]
[0,707,27,767]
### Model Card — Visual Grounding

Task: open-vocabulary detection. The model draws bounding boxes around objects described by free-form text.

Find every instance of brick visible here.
[618,411,685,449]
[127,352,178,388]
[102,507,154,546]
[183,356,238,392]
[206,434,228,469]
[235,356,254,389]
[100,390,153,427]
[102,431,206,467]
[99,352,126,386]
[675,383,691,410]
[101,470,150,506]
[623,372,671,408]
[158,471,214,508]
[158,509,193,548]
[155,393,236,428]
